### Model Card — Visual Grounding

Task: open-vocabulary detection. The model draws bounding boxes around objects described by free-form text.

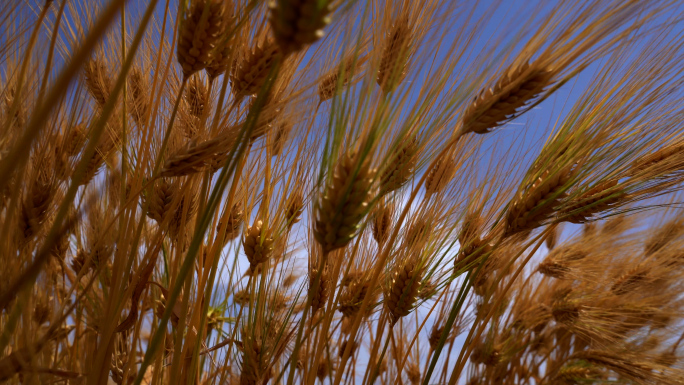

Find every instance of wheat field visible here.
[2,0,684,384]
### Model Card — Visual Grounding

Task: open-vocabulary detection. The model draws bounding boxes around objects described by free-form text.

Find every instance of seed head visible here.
[380,135,419,194]
[462,61,553,134]
[243,220,274,270]
[384,255,424,324]
[84,59,111,106]
[231,39,282,100]
[313,152,375,253]
[377,18,412,94]
[177,0,226,77]
[269,0,332,54]
[371,201,393,245]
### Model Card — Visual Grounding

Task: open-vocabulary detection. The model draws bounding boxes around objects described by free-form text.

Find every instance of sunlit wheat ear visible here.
[505,163,575,236]
[628,142,684,176]
[177,0,226,78]
[380,135,418,194]
[83,59,112,107]
[313,151,375,253]
[243,219,275,270]
[384,255,424,325]
[231,39,282,101]
[318,54,366,103]
[269,0,332,54]
[424,155,456,195]
[377,17,412,94]
[127,68,150,126]
[560,179,625,224]
[185,74,209,118]
[371,201,393,245]
[309,263,330,311]
[462,60,553,134]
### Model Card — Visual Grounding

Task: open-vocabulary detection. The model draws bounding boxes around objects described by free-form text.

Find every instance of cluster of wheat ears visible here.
[4,0,684,384]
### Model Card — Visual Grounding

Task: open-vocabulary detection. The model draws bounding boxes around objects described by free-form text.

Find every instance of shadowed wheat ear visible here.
[505,162,575,236]
[380,135,418,194]
[611,264,651,295]
[455,213,491,270]
[185,74,209,118]
[553,365,601,384]
[384,254,424,325]
[17,162,56,241]
[240,332,272,385]
[338,275,376,318]
[318,54,367,103]
[462,60,553,134]
[285,191,304,228]
[84,58,112,107]
[425,154,456,195]
[371,201,393,245]
[127,68,150,126]
[313,151,375,253]
[309,262,330,311]
[145,178,177,225]
[168,190,199,241]
[377,17,412,94]
[177,0,226,78]
[269,0,332,54]
[231,39,282,100]
[161,133,233,177]
[243,219,275,270]
[270,119,292,157]
[206,12,237,80]
[217,203,244,244]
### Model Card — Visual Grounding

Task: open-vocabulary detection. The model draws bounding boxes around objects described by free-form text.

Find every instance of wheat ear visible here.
[269,0,332,54]
[177,0,226,78]
[384,255,424,325]
[313,151,375,253]
[462,60,553,134]
[377,17,412,94]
